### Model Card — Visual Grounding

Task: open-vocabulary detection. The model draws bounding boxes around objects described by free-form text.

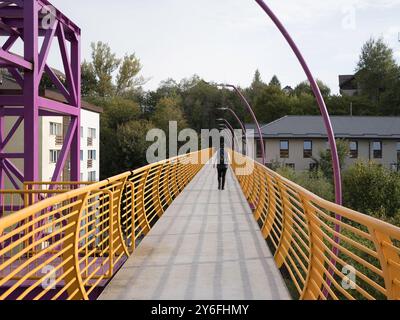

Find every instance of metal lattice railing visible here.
[0,149,212,300]
[230,150,400,300]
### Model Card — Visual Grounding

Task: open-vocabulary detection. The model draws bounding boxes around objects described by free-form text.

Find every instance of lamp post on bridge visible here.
[218,106,247,155]
[216,118,237,151]
[254,0,343,298]
[217,83,266,166]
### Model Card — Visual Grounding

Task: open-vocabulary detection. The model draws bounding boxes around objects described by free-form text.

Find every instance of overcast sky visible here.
[49,0,400,94]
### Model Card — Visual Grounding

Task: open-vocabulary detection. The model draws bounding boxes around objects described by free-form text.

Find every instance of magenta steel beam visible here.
[23,0,39,183]
[0,0,81,195]
[218,84,266,165]
[70,32,81,181]
[254,0,343,298]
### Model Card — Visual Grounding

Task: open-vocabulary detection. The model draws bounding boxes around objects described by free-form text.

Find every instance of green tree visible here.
[152,96,188,132]
[81,61,97,96]
[294,80,331,97]
[90,41,120,97]
[82,41,142,97]
[253,85,291,123]
[116,53,143,95]
[269,75,281,89]
[355,37,399,103]
[116,120,155,170]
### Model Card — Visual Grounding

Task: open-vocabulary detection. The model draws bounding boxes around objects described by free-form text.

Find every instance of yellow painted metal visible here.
[0,149,211,300]
[230,149,400,300]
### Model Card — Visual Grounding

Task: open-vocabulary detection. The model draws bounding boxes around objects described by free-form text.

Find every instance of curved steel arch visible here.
[254,0,343,298]
[254,0,342,206]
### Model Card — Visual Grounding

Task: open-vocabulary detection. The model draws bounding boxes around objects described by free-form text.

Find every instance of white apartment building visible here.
[41,103,101,182]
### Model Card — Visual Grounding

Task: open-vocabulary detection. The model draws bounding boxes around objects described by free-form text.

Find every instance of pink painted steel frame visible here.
[0,1,81,204]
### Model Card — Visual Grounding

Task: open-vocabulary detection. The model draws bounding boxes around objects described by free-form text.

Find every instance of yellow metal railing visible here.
[0,182,95,218]
[230,150,400,300]
[0,149,211,300]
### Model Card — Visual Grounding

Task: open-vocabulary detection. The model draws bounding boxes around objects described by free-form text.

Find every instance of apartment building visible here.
[247,116,400,172]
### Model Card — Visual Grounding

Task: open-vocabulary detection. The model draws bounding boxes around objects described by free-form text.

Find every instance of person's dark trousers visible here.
[217,165,228,190]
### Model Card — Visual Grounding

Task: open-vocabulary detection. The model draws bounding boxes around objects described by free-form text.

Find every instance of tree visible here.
[81,61,97,96]
[116,53,142,95]
[82,42,142,97]
[116,120,155,170]
[294,79,331,97]
[269,75,281,89]
[355,37,399,103]
[152,96,188,133]
[91,41,120,97]
[253,85,291,123]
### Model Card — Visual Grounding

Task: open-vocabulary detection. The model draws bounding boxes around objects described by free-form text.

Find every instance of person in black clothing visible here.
[214,148,229,190]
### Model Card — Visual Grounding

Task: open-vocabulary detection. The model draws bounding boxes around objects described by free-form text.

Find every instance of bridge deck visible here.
[99,163,290,300]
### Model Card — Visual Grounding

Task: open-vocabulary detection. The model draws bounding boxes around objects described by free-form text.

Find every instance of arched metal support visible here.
[254,0,342,205]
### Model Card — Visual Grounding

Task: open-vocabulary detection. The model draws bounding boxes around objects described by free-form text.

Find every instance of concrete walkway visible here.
[99,163,290,300]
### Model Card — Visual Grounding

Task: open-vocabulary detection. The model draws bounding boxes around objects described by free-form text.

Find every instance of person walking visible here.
[213,148,229,190]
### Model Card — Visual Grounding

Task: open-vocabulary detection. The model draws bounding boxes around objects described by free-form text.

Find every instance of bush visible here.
[276,167,334,202]
[343,161,400,218]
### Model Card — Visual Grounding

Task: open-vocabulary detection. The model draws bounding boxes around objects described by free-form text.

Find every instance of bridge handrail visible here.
[0,149,212,300]
[230,150,400,300]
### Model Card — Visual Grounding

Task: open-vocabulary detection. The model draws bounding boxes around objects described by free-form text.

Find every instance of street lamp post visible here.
[216,118,237,151]
[218,107,247,156]
[254,0,343,298]
[217,84,266,166]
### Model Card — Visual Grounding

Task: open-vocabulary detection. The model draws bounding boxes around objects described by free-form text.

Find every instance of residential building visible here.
[1,72,102,188]
[247,116,400,172]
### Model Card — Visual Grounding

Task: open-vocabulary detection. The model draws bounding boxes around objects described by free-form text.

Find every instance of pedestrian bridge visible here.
[0,149,399,300]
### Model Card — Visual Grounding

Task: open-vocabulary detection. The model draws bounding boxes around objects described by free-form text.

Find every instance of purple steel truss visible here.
[0,0,81,192]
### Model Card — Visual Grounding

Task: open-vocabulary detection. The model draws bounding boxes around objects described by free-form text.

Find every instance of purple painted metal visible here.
[220,107,246,135]
[220,84,266,165]
[254,0,343,297]
[0,0,81,215]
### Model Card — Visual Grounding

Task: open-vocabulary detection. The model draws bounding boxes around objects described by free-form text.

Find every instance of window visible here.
[49,150,60,163]
[350,141,358,159]
[397,142,400,163]
[256,139,264,158]
[88,128,96,139]
[80,150,84,161]
[88,171,96,182]
[80,126,84,138]
[49,122,62,136]
[80,173,84,181]
[88,150,97,161]
[372,141,382,159]
[303,140,313,158]
[280,140,289,158]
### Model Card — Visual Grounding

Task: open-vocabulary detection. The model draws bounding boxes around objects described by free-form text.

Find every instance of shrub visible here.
[343,161,400,218]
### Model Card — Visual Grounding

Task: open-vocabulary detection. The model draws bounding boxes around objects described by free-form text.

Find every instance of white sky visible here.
[48,0,400,94]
